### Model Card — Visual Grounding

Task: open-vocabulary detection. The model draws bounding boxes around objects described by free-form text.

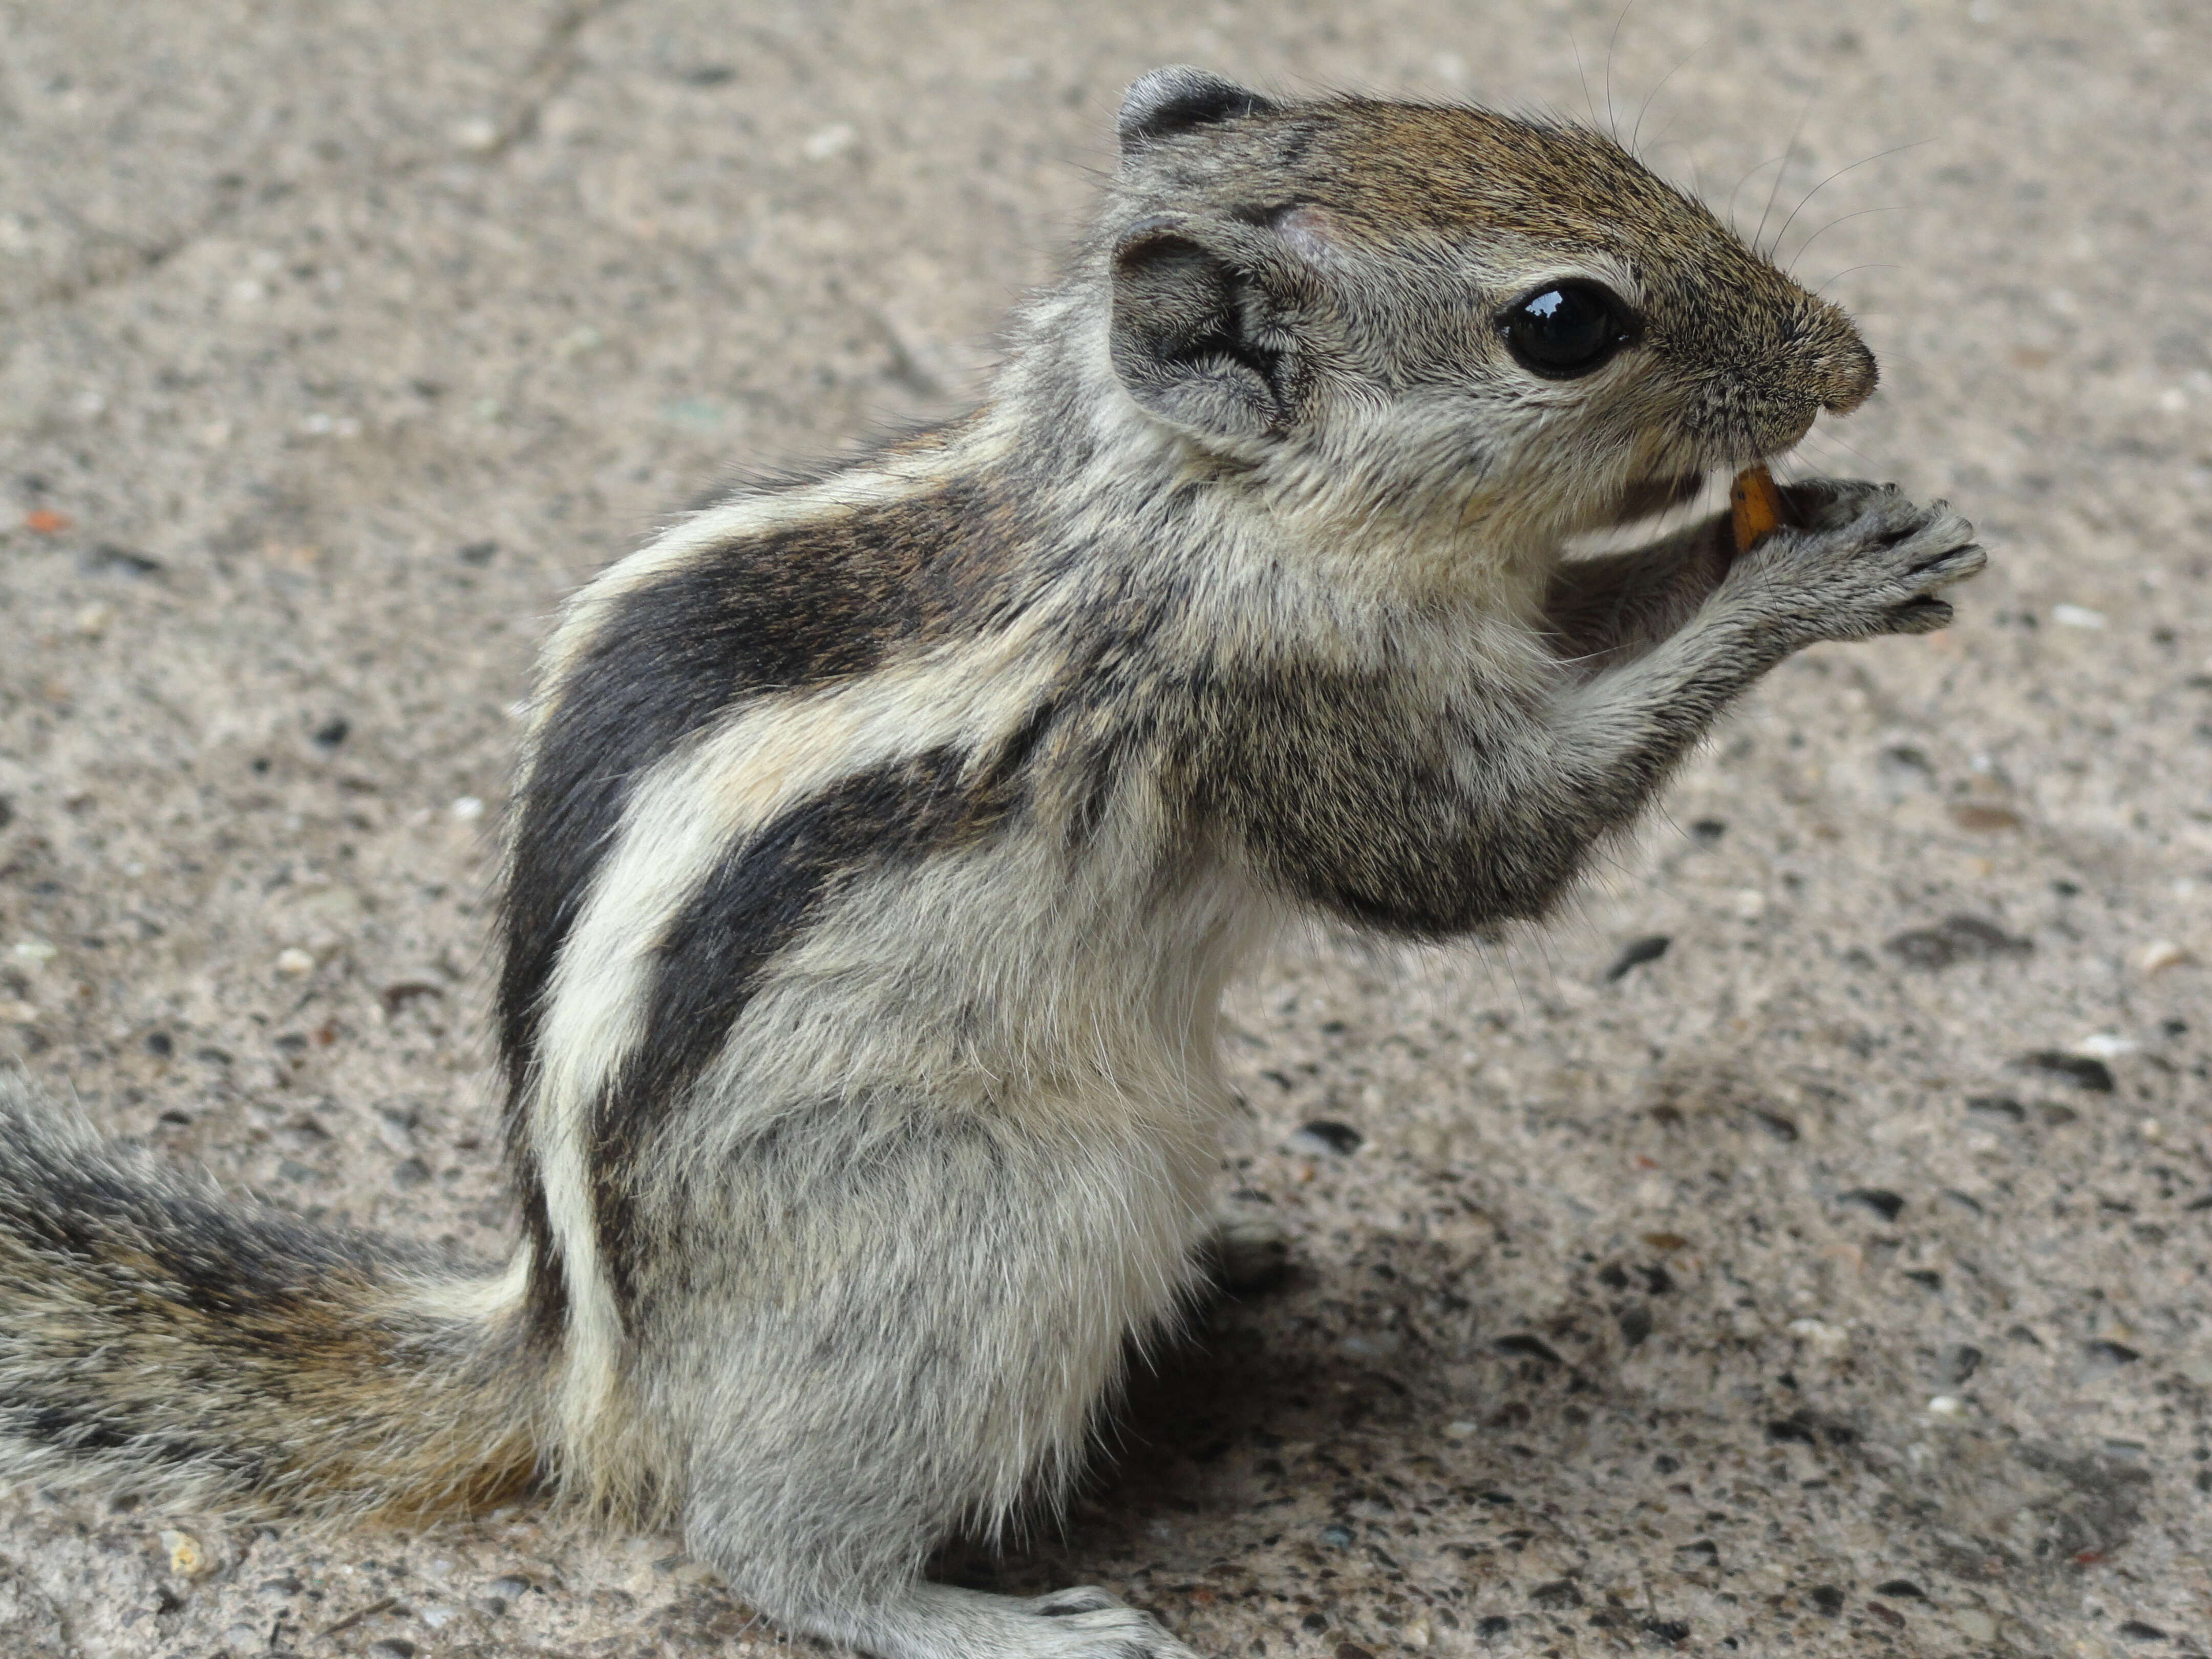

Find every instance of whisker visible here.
[1604,0,1637,142]
[1812,263,1901,293]
[1728,153,1790,236]
[1771,138,1931,265]
[1631,40,1706,157]
[1754,90,1821,257]
[1570,26,1598,131]
[1784,205,1910,272]
[1797,429,1878,469]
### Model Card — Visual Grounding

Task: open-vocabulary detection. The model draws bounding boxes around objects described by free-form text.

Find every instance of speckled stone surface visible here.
[0,2,2206,1655]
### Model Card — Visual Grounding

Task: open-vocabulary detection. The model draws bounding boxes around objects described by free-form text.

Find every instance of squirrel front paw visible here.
[1734,480,1985,643]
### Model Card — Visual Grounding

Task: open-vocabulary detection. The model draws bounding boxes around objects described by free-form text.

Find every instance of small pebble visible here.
[1884,914,2030,968]
[1319,1524,1354,1548]
[1475,1615,1512,1640]
[1839,1188,1905,1223]
[275,947,316,977]
[2139,940,2196,974]
[450,795,486,822]
[1494,1333,1563,1364]
[2051,603,2107,629]
[2117,1621,2170,1642]
[368,1641,418,1659]
[1926,1395,1967,1418]
[1786,1317,1848,1355]
[1605,934,1670,981]
[1950,803,2023,832]
[2081,1339,2142,1376]
[225,1625,263,1650]
[1953,1609,1997,1643]
[379,979,446,1015]
[1939,1344,1984,1385]
[159,1528,209,1577]
[391,1157,432,1190]
[82,542,162,577]
[2016,1051,2114,1092]
[1291,1120,1362,1156]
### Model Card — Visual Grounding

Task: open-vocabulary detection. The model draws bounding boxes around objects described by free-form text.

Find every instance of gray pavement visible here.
[0,1,2207,1654]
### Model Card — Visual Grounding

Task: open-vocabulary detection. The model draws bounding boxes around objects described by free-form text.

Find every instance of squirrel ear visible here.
[1108,216,1302,443]
[1117,67,1274,156]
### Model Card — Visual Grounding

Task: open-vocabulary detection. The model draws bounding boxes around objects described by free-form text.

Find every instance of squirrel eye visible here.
[1501,281,1637,378]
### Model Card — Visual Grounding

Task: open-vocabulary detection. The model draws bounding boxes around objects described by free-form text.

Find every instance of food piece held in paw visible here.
[1729,463,1791,555]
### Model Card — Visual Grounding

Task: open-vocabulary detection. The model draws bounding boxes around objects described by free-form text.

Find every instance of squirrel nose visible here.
[1804,306,1878,416]
[1819,336,1879,415]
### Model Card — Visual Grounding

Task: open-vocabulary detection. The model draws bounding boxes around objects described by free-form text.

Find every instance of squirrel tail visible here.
[0,1075,543,1524]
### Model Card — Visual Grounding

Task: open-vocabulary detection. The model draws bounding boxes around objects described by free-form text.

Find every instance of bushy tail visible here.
[0,1077,543,1524]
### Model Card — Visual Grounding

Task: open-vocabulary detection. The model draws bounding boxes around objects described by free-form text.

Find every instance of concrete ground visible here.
[1,0,2207,1654]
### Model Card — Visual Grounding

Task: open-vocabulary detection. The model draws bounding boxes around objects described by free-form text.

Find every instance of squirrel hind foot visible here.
[802,1582,1203,1659]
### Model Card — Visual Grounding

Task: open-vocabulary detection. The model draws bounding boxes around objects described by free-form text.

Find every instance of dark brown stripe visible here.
[499,473,1036,1080]
[589,737,1044,1313]
[496,470,1037,1328]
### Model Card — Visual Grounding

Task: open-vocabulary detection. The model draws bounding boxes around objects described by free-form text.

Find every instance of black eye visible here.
[1501,281,1637,378]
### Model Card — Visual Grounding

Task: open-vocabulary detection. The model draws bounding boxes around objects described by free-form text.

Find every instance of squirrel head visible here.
[1094,68,1877,547]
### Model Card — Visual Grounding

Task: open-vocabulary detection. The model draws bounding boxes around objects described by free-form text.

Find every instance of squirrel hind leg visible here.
[652,1101,1209,1658]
